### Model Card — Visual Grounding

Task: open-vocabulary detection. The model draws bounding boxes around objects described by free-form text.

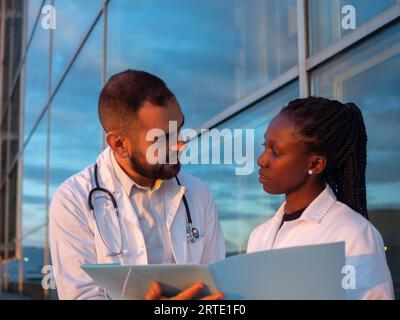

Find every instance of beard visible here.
[128,149,181,181]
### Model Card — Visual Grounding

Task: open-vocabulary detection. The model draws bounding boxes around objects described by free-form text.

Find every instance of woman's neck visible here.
[284,183,325,214]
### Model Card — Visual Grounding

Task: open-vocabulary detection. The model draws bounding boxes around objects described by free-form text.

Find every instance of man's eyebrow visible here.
[164,116,185,140]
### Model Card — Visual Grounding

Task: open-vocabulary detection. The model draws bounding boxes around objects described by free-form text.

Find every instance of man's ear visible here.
[106,132,129,158]
[309,155,327,174]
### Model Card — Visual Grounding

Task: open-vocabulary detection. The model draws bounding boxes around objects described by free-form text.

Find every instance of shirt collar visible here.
[110,150,164,195]
[274,185,337,224]
[300,185,337,223]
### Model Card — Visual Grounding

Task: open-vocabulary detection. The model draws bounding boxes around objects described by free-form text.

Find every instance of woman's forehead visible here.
[265,114,300,144]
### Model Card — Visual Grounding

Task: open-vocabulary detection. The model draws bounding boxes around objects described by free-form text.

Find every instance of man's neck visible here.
[114,153,155,188]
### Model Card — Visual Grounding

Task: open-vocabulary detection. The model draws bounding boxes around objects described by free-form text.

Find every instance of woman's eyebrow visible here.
[265,138,278,145]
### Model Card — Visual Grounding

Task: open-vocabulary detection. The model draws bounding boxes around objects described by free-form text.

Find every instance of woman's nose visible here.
[257,151,268,168]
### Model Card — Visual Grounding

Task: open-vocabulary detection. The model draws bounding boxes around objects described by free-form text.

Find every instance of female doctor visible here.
[248,97,394,299]
[49,70,225,300]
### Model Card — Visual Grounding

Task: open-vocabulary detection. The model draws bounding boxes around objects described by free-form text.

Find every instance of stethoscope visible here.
[88,163,200,257]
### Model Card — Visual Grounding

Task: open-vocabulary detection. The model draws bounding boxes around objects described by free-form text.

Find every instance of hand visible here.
[144,281,224,300]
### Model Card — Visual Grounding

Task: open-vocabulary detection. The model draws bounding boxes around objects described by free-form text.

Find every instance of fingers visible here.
[200,292,225,300]
[144,281,163,300]
[169,282,205,300]
[145,281,225,301]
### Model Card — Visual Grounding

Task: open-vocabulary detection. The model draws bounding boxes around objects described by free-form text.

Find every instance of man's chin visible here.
[158,163,181,180]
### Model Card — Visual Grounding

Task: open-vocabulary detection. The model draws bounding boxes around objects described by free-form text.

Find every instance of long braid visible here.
[280,97,368,218]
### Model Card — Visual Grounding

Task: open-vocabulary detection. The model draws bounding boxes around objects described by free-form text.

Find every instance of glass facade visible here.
[51,0,103,88]
[0,0,24,293]
[311,21,400,297]
[0,0,399,299]
[24,0,49,141]
[308,0,398,54]
[107,0,298,129]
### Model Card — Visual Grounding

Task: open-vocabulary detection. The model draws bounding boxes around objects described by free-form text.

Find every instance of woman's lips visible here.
[258,170,269,183]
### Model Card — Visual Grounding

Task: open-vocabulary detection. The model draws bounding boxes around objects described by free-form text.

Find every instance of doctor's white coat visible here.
[49,147,225,300]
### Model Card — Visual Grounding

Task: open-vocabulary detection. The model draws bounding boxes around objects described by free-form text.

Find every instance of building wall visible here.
[0,0,25,293]
[0,0,399,299]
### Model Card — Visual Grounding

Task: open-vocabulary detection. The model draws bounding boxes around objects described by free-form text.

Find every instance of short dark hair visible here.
[280,97,368,218]
[98,69,175,132]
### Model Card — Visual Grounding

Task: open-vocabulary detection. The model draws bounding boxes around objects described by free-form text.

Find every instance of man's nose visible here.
[170,140,186,153]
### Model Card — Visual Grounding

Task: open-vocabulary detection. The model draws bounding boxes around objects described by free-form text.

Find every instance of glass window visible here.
[18,113,48,298]
[22,115,47,248]
[11,0,24,76]
[23,10,49,141]
[52,0,104,87]
[1,1,11,108]
[27,0,45,38]
[0,1,2,39]
[0,184,5,259]
[21,112,47,293]
[50,18,102,195]
[7,166,18,259]
[107,0,298,129]
[184,81,299,255]
[311,23,400,298]
[308,0,397,55]
[0,109,8,178]
[5,233,48,297]
[10,77,21,163]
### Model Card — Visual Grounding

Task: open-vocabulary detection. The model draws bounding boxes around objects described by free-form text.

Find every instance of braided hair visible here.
[280,97,368,218]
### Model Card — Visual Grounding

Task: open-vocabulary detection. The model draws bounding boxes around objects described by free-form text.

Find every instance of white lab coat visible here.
[49,147,225,300]
[247,186,394,300]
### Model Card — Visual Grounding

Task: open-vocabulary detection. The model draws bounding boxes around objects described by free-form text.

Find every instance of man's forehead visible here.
[136,100,184,131]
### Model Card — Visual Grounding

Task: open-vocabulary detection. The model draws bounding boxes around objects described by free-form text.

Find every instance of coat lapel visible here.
[164,178,185,231]
[262,204,286,250]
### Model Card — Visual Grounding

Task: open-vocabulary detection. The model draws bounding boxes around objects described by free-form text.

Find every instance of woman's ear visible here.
[309,155,327,175]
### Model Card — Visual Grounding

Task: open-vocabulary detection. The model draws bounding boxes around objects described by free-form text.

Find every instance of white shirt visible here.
[247,185,394,300]
[110,151,174,264]
[49,147,225,299]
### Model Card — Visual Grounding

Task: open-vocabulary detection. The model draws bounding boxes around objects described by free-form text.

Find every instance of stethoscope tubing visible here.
[88,163,199,256]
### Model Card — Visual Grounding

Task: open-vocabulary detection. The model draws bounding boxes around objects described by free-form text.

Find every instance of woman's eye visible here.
[270,148,279,156]
[262,143,279,156]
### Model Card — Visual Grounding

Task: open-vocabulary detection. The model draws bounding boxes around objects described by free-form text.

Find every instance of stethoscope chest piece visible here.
[192,227,200,240]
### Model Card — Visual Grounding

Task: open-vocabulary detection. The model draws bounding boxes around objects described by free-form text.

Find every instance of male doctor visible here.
[49,70,225,300]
